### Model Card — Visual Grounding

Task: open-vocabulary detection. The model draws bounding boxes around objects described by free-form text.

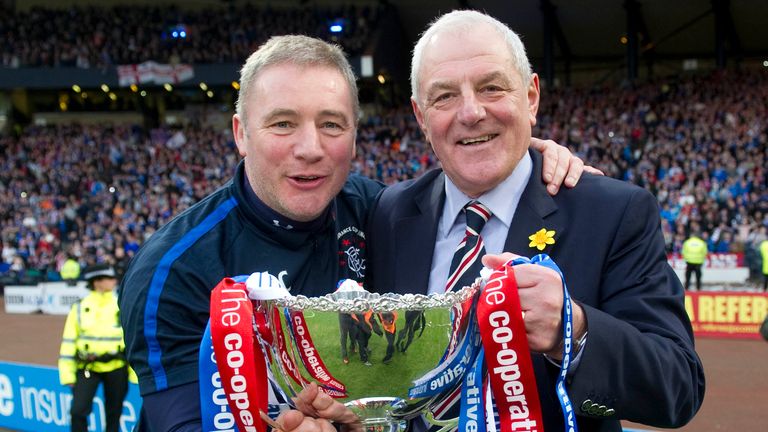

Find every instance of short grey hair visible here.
[410,10,532,104]
[235,35,360,123]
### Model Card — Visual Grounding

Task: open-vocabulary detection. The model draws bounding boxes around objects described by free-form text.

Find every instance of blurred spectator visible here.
[60,255,81,285]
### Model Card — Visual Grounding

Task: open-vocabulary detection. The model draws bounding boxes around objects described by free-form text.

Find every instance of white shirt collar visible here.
[440,151,532,238]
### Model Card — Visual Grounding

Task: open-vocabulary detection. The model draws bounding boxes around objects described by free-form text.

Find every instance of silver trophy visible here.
[252,279,481,432]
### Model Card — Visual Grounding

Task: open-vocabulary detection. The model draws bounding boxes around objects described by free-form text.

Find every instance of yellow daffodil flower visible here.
[528,228,555,251]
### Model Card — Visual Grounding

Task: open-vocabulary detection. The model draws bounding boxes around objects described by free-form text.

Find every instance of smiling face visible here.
[232,63,356,222]
[412,23,540,198]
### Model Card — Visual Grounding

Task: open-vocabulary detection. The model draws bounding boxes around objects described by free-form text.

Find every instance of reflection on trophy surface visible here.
[255,279,480,432]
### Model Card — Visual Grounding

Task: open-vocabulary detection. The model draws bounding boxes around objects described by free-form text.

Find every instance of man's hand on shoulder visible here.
[531,137,604,195]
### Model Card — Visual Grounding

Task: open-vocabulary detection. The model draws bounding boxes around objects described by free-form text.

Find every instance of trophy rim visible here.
[272,283,479,313]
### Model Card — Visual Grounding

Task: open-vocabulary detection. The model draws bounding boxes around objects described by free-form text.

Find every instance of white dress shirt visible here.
[427,152,532,294]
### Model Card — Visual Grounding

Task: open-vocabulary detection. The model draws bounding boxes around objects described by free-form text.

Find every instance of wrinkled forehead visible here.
[255,62,349,91]
[418,25,516,86]
[424,27,510,64]
[249,63,355,114]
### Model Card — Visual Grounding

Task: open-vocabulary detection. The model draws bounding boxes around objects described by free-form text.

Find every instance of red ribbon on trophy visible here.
[476,265,543,432]
[272,307,308,388]
[289,310,348,397]
[210,278,268,432]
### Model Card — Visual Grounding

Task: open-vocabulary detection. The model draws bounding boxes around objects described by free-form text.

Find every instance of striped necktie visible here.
[429,201,492,431]
[445,201,492,293]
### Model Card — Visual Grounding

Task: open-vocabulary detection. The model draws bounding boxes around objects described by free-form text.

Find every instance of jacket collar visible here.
[394,170,445,293]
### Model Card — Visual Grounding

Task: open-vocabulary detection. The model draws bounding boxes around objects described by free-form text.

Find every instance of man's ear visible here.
[411,97,429,142]
[232,113,247,157]
[527,73,541,127]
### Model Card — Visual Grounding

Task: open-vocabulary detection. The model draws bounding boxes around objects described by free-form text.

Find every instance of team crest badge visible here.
[337,225,366,278]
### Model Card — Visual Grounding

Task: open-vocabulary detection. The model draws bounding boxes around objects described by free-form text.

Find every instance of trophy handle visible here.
[423,410,459,432]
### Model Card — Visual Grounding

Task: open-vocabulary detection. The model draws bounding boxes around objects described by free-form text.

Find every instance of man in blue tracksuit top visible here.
[118,35,383,432]
[119,35,585,432]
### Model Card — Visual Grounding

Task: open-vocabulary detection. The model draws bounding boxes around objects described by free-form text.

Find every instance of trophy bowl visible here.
[254,283,481,432]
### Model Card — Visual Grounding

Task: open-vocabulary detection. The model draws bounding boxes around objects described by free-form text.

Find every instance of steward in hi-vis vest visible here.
[59,264,136,432]
[682,234,708,291]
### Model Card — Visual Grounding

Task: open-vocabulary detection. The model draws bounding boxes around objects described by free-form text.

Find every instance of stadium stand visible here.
[0,2,766,290]
[0,3,381,67]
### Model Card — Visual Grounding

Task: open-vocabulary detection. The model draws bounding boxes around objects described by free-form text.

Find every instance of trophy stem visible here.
[345,397,408,432]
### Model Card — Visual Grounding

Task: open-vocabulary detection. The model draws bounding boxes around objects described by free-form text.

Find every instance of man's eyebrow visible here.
[477,71,512,87]
[318,110,351,126]
[477,71,512,86]
[425,72,512,100]
[262,108,298,123]
[425,81,458,100]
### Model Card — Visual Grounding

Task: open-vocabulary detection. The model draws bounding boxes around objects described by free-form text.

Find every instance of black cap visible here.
[83,264,117,282]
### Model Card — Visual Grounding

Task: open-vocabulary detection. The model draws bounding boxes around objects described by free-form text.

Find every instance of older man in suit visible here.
[367,10,705,431]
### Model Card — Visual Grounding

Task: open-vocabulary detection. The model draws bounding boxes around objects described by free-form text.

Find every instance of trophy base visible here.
[345,397,408,432]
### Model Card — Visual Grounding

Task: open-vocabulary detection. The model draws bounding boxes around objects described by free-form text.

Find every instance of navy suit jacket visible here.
[367,150,705,431]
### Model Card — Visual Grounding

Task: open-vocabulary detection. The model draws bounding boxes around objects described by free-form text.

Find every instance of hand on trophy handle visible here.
[481,253,587,359]
[274,382,363,432]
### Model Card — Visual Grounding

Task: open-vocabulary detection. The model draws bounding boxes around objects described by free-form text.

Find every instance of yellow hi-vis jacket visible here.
[682,236,708,265]
[60,259,81,280]
[760,240,768,275]
[58,290,137,385]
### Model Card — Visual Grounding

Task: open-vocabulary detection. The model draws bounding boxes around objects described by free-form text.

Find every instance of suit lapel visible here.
[505,151,562,257]
[389,152,560,294]
[394,171,445,295]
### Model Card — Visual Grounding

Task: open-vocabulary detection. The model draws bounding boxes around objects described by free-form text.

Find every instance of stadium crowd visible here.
[1,68,767,286]
[535,67,768,272]
[0,3,380,68]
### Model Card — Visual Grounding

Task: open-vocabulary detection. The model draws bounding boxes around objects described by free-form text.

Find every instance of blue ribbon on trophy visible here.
[508,254,578,432]
[408,314,482,399]
[459,348,487,432]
